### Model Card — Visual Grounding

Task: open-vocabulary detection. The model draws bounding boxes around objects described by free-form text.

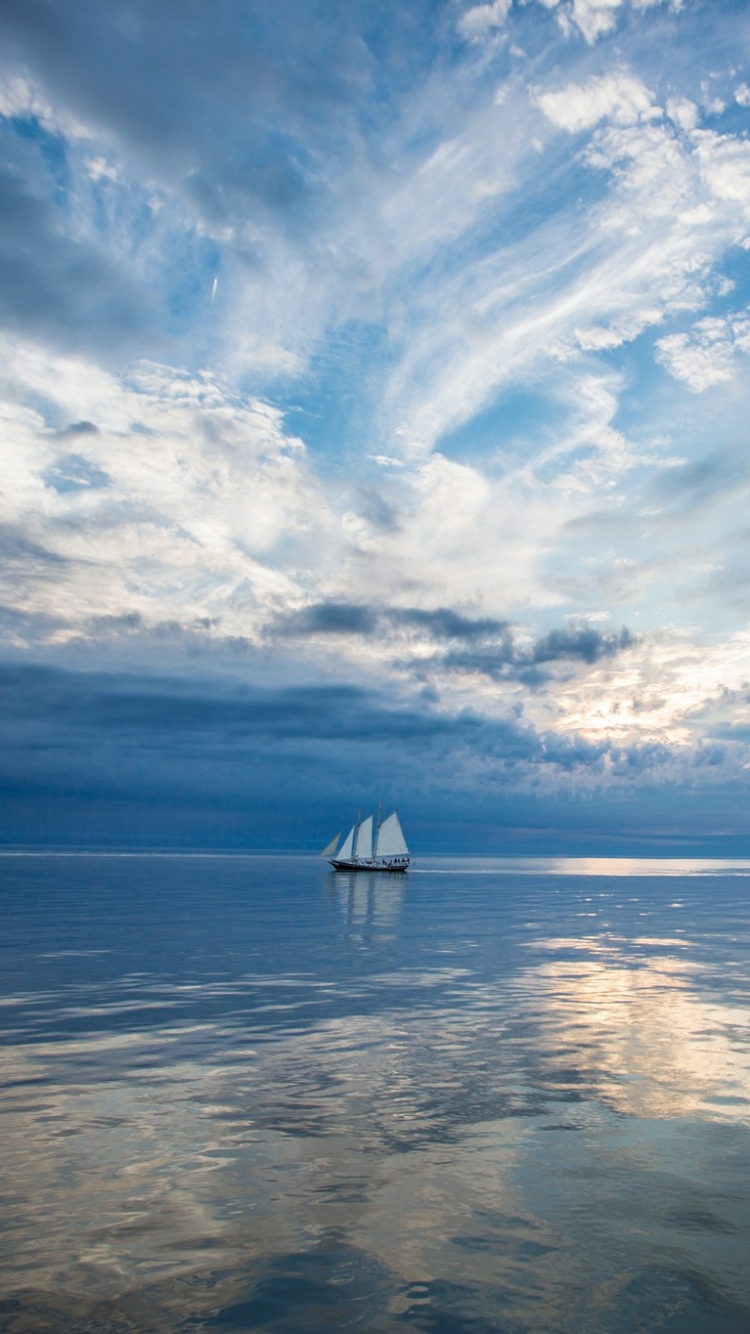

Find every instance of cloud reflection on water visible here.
[1,861,750,1331]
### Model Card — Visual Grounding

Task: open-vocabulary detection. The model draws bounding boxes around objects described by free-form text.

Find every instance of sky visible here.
[3,0,750,852]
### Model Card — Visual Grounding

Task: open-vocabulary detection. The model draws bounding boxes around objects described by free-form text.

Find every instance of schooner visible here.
[320,806,410,872]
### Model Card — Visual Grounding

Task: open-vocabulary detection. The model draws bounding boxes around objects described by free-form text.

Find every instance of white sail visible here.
[319,833,341,858]
[375,811,409,857]
[356,815,373,859]
[337,825,355,859]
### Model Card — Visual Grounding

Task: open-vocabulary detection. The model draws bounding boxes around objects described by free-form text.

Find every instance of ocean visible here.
[1,853,749,1332]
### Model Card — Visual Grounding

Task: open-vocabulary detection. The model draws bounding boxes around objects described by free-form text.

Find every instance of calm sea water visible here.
[1,853,750,1333]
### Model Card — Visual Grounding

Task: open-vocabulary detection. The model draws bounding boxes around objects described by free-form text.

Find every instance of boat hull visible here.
[329,857,409,873]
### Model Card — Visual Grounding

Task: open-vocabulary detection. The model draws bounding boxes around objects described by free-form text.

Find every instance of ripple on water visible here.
[0,854,749,1332]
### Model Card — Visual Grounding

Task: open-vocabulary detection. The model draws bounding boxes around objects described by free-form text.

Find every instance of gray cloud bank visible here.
[0,659,744,853]
[280,602,636,682]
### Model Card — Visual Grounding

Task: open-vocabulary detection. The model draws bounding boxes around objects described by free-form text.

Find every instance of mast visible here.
[356,816,373,859]
[352,808,361,861]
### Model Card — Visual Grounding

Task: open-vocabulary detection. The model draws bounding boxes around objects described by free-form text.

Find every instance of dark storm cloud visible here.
[288,603,379,635]
[531,625,635,665]
[1,659,730,851]
[0,660,591,797]
[0,657,669,799]
[392,607,509,641]
[0,662,520,757]
[440,625,635,684]
[56,420,99,437]
[280,602,507,640]
[279,601,635,682]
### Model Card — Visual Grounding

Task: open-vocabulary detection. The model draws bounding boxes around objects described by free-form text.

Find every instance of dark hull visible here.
[329,858,409,873]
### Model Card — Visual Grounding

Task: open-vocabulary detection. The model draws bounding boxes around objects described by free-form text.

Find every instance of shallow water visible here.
[1,853,749,1332]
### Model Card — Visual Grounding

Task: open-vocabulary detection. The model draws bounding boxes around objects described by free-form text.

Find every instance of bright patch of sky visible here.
[2,0,750,846]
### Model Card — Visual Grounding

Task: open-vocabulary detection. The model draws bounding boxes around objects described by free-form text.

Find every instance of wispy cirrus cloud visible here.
[2,0,750,843]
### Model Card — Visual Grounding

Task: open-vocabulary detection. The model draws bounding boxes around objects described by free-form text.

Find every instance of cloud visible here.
[458,0,513,42]
[537,72,660,131]
[0,661,544,811]
[0,154,156,356]
[0,523,66,572]
[436,624,636,685]
[284,602,378,636]
[56,419,99,437]
[393,607,508,641]
[280,602,508,642]
[565,0,624,44]
[279,600,637,684]
[0,657,685,813]
[0,341,332,646]
[650,448,750,513]
[2,0,750,841]
[655,315,750,392]
[458,0,679,49]
[532,624,635,664]
[377,66,750,457]
[5,654,749,856]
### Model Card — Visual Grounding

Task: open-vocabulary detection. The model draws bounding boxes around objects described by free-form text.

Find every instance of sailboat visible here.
[320,806,410,872]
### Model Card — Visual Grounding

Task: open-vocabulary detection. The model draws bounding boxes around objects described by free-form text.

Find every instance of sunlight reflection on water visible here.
[415,855,750,876]
[0,854,749,1332]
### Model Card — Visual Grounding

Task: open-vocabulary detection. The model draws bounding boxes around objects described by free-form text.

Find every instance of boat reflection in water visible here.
[329,868,407,938]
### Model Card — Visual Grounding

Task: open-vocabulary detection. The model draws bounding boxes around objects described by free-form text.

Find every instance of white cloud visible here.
[692,129,750,208]
[456,0,677,48]
[547,628,750,751]
[0,69,53,123]
[0,67,90,138]
[548,0,677,46]
[656,327,733,392]
[666,97,699,133]
[457,0,679,49]
[655,313,750,392]
[458,0,513,41]
[375,106,715,453]
[538,72,660,131]
[735,83,750,109]
[0,340,332,643]
[0,338,646,675]
[563,0,624,45]
[85,157,121,184]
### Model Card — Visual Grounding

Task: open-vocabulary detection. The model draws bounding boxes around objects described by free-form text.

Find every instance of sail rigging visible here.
[326,808,410,873]
[374,811,408,857]
[357,815,373,859]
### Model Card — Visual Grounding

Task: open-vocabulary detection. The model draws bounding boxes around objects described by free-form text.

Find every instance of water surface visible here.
[1,854,749,1332]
